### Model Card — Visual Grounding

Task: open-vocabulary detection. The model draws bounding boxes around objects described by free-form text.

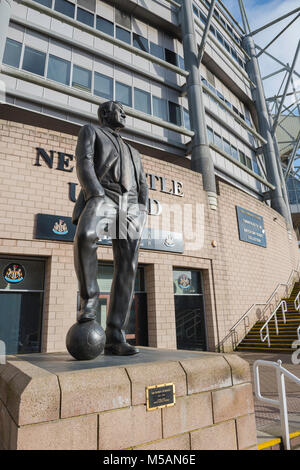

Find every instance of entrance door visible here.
[173,269,206,351]
[0,258,45,354]
[97,263,148,346]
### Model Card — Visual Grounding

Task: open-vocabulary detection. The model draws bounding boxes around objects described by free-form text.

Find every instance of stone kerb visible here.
[0,350,257,450]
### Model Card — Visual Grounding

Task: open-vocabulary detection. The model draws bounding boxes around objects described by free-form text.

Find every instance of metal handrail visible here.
[253,359,300,450]
[260,300,287,347]
[294,290,300,311]
[218,265,300,352]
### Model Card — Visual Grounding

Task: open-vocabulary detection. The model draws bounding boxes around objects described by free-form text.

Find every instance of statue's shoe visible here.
[104,342,139,356]
[77,297,99,323]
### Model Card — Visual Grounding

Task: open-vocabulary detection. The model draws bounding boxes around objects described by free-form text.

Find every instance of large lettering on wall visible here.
[34,148,184,215]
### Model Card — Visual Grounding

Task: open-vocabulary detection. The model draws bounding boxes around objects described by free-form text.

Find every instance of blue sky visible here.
[222,0,300,104]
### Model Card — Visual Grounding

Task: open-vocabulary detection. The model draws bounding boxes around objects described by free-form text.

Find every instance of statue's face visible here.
[107,102,126,130]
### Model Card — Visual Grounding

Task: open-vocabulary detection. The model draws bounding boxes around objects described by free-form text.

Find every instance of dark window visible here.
[115,8,131,29]
[22,47,46,76]
[116,26,131,45]
[209,25,216,35]
[193,5,199,16]
[239,150,246,166]
[214,9,219,19]
[47,54,71,85]
[245,155,252,170]
[94,72,113,100]
[153,96,167,121]
[224,40,230,53]
[227,24,233,35]
[134,88,151,114]
[133,33,149,53]
[33,0,52,7]
[231,48,238,60]
[239,111,245,121]
[96,16,114,36]
[232,105,239,115]
[77,0,95,11]
[72,65,92,91]
[168,101,182,126]
[3,39,22,68]
[220,16,226,27]
[216,90,224,101]
[200,12,207,25]
[216,30,224,45]
[77,7,94,27]
[225,99,231,108]
[116,81,132,107]
[165,48,178,66]
[54,0,75,18]
[150,42,164,60]
[201,77,208,86]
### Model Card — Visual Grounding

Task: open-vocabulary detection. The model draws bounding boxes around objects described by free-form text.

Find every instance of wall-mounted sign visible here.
[146,383,176,411]
[35,214,184,253]
[3,263,25,284]
[236,206,267,247]
[35,214,76,242]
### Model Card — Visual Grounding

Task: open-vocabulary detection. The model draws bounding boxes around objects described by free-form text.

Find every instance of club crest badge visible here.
[3,263,25,284]
[178,274,191,289]
[164,233,175,248]
[53,219,68,235]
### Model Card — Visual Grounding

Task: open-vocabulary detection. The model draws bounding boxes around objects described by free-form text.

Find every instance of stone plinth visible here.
[0,348,257,450]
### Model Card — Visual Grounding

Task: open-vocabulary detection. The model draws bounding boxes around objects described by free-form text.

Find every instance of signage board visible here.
[236,206,266,247]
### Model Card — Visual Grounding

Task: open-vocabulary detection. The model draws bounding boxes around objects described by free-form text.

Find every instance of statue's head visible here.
[98,101,126,130]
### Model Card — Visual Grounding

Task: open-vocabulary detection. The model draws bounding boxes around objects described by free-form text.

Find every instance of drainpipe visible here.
[181,0,217,210]
[243,34,291,224]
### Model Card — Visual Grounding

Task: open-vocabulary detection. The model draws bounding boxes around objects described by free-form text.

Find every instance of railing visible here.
[294,291,300,311]
[260,300,287,347]
[218,264,300,352]
[253,359,300,450]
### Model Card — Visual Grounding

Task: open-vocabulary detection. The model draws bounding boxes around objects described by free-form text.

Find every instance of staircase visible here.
[236,281,300,352]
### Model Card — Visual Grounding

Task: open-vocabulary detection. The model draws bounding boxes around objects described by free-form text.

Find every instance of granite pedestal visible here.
[0,347,257,450]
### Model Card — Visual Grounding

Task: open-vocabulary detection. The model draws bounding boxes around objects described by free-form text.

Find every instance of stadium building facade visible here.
[0,0,298,354]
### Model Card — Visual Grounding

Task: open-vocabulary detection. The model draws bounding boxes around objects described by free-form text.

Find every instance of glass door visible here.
[173,269,207,351]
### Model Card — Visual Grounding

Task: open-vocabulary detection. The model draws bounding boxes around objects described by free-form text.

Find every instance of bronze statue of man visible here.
[72,101,148,356]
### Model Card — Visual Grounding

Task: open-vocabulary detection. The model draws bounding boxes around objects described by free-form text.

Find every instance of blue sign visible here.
[236,206,266,247]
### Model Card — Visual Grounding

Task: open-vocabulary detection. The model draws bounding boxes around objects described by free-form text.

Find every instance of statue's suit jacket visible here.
[72,124,149,225]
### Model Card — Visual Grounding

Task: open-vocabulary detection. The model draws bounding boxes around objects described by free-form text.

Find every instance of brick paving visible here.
[235,351,300,438]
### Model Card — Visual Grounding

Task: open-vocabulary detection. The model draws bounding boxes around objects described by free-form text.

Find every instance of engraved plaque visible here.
[146,383,175,411]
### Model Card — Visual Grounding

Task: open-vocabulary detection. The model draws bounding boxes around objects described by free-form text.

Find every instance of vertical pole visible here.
[181,0,217,210]
[277,361,290,450]
[243,34,291,223]
[0,0,12,67]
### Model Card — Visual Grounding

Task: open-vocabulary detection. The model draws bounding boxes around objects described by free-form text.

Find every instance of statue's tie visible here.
[117,136,132,192]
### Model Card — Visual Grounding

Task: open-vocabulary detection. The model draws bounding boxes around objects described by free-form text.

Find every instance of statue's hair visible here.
[97,101,123,124]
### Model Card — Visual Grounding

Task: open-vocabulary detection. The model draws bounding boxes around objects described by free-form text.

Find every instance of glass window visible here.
[193,5,199,16]
[201,77,208,86]
[152,96,167,121]
[33,0,52,7]
[54,0,75,18]
[94,72,113,100]
[200,12,207,25]
[216,30,224,45]
[115,8,131,29]
[225,99,231,108]
[209,25,216,35]
[224,40,230,53]
[173,269,202,295]
[116,26,131,45]
[116,81,132,107]
[178,56,185,70]
[183,108,191,130]
[231,48,238,61]
[150,42,164,60]
[72,64,92,91]
[239,111,245,121]
[3,38,22,68]
[96,16,114,36]
[47,54,70,85]
[231,146,238,160]
[207,126,214,144]
[134,88,151,114]
[223,139,231,155]
[214,9,219,19]
[214,133,223,150]
[168,101,182,126]
[252,156,260,175]
[220,16,226,27]
[165,48,178,66]
[216,90,224,101]
[232,105,239,115]
[239,150,246,165]
[245,155,252,170]
[133,33,149,53]
[22,47,46,76]
[77,7,94,27]
[227,24,233,35]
